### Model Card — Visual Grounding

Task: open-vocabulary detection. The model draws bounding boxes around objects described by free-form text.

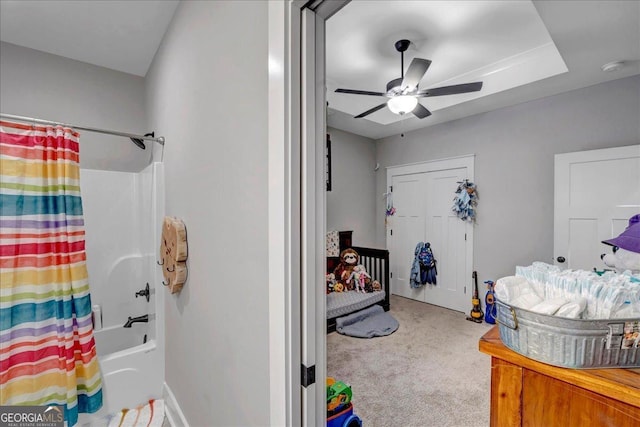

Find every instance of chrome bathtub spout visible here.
[124,314,149,328]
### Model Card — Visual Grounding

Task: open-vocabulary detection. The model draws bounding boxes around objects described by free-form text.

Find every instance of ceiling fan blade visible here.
[401,58,431,92]
[354,103,387,119]
[416,82,483,97]
[336,88,387,97]
[412,103,432,119]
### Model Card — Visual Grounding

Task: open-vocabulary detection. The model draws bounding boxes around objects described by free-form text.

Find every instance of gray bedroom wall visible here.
[145,1,270,425]
[327,127,378,247]
[375,74,640,286]
[0,41,148,171]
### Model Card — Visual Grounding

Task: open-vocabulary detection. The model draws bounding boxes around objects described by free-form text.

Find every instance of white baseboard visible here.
[163,382,189,427]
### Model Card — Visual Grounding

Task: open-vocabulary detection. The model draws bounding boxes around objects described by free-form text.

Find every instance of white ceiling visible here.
[0,1,638,139]
[327,0,640,139]
[328,1,568,126]
[0,0,179,76]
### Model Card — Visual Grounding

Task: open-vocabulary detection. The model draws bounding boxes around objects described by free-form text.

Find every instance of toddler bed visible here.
[326,231,390,333]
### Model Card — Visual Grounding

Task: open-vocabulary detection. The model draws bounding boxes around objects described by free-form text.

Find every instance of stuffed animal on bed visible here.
[333,248,360,291]
[326,273,336,294]
[348,264,371,293]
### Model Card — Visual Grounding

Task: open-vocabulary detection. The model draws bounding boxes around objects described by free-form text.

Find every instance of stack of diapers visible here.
[495,262,640,320]
[494,276,543,309]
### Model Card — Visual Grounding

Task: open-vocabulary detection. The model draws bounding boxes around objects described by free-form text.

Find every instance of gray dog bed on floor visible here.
[336,305,399,338]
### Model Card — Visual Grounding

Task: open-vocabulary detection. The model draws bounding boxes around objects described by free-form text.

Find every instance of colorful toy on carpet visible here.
[327,403,362,427]
[327,377,352,413]
[327,378,362,427]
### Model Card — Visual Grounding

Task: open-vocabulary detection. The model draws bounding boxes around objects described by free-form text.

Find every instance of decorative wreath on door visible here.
[452,180,478,223]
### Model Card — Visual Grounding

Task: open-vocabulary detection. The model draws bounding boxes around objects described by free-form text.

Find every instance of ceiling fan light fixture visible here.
[387,95,418,115]
[336,40,483,120]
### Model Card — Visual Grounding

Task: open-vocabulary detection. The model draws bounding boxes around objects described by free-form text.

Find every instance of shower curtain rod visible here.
[0,113,165,145]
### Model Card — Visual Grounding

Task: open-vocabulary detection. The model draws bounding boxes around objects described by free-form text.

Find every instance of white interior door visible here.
[387,156,474,313]
[424,168,469,313]
[554,145,640,271]
[390,174,426,301]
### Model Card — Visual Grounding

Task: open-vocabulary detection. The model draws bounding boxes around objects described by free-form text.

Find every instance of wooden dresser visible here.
[479,326,640,427]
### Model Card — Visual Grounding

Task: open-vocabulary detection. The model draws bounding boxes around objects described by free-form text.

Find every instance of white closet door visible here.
[423,168,469,313]
[389,173,426,301]
[387,155,474,313]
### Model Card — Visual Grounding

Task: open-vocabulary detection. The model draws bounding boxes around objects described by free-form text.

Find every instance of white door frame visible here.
[267,1,349,425]
[386,155,475,312]
[386,155,476,179]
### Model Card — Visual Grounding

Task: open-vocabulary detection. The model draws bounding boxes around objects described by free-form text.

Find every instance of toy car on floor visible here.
[327,403,362,427]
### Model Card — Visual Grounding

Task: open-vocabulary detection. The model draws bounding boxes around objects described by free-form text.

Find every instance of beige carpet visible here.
[327,295,493,427]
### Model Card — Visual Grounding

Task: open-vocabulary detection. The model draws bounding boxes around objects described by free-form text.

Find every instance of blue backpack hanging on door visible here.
[418,242,437,285]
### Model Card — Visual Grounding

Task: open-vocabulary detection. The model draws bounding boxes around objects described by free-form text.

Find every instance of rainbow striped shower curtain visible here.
[0,121,102,425]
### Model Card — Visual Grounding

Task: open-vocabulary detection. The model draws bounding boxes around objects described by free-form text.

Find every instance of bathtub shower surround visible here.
[0,121,103,425]
[77,162,165,425]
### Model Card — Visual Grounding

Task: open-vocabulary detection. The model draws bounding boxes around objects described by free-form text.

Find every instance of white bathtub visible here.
[77,163,165,426]
[94,323,150,357]
[77,341,163,426]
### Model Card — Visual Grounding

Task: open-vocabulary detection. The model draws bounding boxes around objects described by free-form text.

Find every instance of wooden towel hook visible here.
[159,216,188,294]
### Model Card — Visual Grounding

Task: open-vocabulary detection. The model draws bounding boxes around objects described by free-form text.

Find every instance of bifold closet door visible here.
[389,173,427,301]
[422,168,469,313]
[388,158,473,313]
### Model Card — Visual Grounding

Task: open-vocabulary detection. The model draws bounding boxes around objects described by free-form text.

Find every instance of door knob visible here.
[556,256,566,263]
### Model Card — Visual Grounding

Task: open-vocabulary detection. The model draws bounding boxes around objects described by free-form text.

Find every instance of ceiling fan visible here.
[335,39,483,119]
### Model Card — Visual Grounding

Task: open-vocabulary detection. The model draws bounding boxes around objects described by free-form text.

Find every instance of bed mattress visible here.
[327,290,386,319]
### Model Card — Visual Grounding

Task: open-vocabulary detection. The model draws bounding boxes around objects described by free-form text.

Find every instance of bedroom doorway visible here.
[387,156,475,313]
[270,0,374,424]
[298,1,351,425]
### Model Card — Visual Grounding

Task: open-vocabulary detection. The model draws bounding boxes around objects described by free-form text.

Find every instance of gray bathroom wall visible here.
[145,1,270,425]
[0,41,148,171]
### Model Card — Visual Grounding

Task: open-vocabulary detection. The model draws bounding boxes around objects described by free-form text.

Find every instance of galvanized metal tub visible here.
[495,299,640,369]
